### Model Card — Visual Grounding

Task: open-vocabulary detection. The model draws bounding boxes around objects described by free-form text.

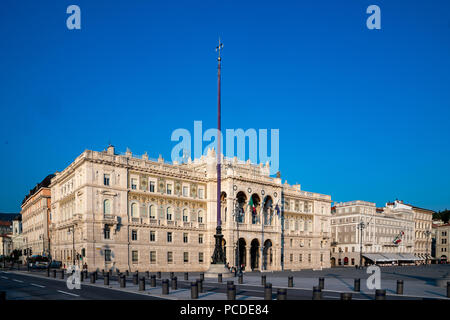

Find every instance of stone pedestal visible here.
[204,263,234,278]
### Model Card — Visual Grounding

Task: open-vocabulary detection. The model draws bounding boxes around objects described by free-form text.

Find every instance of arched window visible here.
[131,203,138,218]
[182,209,188,222]
[198,210,204,223]
[103,199,111,215]
[166,207,173,221]
[149,205,156,219]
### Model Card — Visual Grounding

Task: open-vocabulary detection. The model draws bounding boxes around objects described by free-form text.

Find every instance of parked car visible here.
[49,260,62,269]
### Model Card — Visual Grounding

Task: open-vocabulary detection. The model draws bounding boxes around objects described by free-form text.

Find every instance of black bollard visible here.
[354,278,360,292]
[53,269,56,278]
[80,270,84,282]
[184,272,189,280]
[318,277,324,290]
[200,273,204,281]
[227,280,234,289]
[126,270,129,276]
[104,273,109,285]
[133,273,138,285]
[264,283,272,300]
[375,289,386,300]
[157,271,161,279]
[288,276,294,287]
[277,288,287,300]
[162,279,169,295]
[261,275,266,286]
[447,282,450,298]
[218,273,222,283]
[312,286,322,300]
[47,268,50,277]
[341,293,352,300]
[198,279,204,293]
[90,272,95,283]
[171,276,178,290]
[60,269,64,279]
[120,274,126,288]
[396,280,404,295]
[102,269,105,277]
[191,281,198,299]
[238,273,243,284]
[94,271,98,281]
[227,284,236,300]
[139,277,145,291]
[150,275,156,287]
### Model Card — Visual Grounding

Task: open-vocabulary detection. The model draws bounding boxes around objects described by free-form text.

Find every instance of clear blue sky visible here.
[0,0,449,213]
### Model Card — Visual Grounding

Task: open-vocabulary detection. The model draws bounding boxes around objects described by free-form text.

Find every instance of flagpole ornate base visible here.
[205,226,233,278]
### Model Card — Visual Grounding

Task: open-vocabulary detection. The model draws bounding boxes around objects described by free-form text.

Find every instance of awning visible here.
[398,253,424,261]
[362,254,391,262]
[364,253,423,262]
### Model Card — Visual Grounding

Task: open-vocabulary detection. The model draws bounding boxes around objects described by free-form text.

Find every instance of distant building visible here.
[331,200,417,266]
[11,215,24,261]
[0,220,12,235]
[0,234,12,257]
[435,223,450,263]
[20,174,54,258]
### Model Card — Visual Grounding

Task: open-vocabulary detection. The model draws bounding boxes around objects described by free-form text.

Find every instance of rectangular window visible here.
[149,181,155,192]
[167,232,172,243]
[132,250,138,263]
[299,254,302,262]
[104,174,110,186]
[104,225,110,239]
[183,186,188,197]
[104,249,111,262]
[290,253,293,262]
[167,251,173,264]
[198,188,204,199]
[199,234,203,244]
[183,233,188,243]
[308,254,311,263]
[132,230,137,241]
[131,178,137,190]
[150,231,156,242]
[199,252,204,263]
[166,184,172,195]
[150,251,156,264]
[183,252,189,263]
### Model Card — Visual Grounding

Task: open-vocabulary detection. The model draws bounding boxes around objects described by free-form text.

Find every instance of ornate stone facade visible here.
[20,175,53,259]
[49,145,332,272]
[330,200,416,266]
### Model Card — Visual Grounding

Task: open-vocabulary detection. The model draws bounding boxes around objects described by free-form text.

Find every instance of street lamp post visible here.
[359,221,366,268]
[425,230,431,265]
[68,226,75,266]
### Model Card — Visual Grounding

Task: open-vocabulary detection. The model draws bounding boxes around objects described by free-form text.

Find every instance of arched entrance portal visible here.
[330,257,336,267]
[263,239,273,270]
[236,238,246,270]
[250,239,260,270]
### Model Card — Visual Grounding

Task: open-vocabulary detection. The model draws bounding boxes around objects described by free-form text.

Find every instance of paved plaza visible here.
[1,264,449,300]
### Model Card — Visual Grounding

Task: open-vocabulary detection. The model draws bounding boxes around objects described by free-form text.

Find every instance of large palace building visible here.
[49,145,332,272]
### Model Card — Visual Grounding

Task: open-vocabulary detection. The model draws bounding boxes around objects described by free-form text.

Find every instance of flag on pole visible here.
[249,197,256,215]
[393,231,404,245]
[275,203,280,216]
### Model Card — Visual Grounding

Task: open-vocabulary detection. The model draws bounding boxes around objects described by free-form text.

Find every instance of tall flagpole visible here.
[211,38,226,266]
